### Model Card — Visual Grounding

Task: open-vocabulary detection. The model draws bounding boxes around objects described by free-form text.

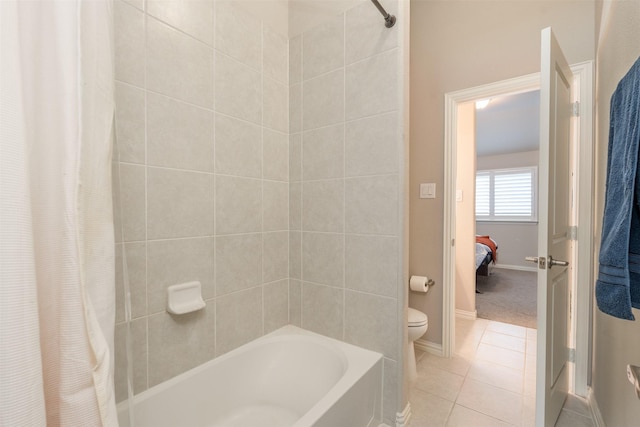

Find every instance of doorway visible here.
[471,90,540,329]
[441,63,594,397]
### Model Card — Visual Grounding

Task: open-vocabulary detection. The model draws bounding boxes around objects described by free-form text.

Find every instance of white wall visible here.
[476,150,539,270]
[592,1,640,424]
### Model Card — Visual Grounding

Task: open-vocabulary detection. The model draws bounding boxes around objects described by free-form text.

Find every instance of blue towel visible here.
[596,56,640,320]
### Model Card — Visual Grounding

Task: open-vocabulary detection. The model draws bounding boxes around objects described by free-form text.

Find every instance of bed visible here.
[475,235,498,277]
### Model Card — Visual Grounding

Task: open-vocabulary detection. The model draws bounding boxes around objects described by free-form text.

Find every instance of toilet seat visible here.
[408,307,428,327]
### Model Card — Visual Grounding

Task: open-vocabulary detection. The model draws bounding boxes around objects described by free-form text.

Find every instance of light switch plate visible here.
[456,189,463,202]
[420,183,436,199]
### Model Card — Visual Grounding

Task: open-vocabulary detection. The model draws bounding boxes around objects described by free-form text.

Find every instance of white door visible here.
[532,27,573,426]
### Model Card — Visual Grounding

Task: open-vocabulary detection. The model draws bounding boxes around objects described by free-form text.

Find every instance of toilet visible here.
[407,307,428,382]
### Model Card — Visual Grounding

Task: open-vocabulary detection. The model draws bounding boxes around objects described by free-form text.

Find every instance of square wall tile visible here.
[216,288,262,356]
[215,114,261,179]
[345,234,398,297]
[346,49,398,121]
[215,0,262,71]
[263,77,288,133]
[345,0,398,65]
[147,92,214,172]
[114,0,145,87]
[215,52,262,125]
[345,290,396,358]
[263,129,288,182]
[289,279,302,326]
[289,84,302,134]
[147,237,214,314]
[302,282,344,340]
[302,232,344,287]
[302,14,344,80]
[148,307,216,387]
[263,27,288,84]
[302,124,344,181]
[264,181,289,232]
[215,233,262,296]
[147,167,214,239]
[147,17,213,108]
[289,231,302,280]
[263,231,289,283]
[114,318,147,402]
[115,242,147,323]
[303,70,344,131]
[114,82,145,164]
[118,163,146,242]
[383,358,399,425]
[345,175,398,235]
[302,179,344,232]
[147,0,214,46]
[289,35,302,85]
[264,279,289,333]
[216,175,261,234]
[289,182,302,231]
[345,112,399,177]
[289,133,302,182]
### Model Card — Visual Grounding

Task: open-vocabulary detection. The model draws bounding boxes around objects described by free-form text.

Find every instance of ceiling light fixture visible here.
[475,99,491,109]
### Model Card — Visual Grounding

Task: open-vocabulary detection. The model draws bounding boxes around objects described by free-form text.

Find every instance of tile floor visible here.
[408,317,595,427]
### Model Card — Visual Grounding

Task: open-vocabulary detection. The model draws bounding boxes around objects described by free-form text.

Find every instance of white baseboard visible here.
[494,264,537,273]
[414,339,443,356]
[395,401,411,427]
[455,309,477,320]
[587,387,606,427]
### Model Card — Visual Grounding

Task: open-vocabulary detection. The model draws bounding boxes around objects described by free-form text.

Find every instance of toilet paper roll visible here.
[410,275,430,293]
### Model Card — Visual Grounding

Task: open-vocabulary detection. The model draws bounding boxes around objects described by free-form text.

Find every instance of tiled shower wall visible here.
[288,1,403,424]
[113,0,290,401]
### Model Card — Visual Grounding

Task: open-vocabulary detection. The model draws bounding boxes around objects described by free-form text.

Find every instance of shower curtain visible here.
[0,0,117,425]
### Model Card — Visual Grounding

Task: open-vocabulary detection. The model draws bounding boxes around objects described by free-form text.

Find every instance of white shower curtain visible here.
[0,1,117,425]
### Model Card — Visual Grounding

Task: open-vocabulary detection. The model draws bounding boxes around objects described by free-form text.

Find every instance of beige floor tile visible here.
[487,320,527,338]
[555,409,595,427]
[526,328,537,341]
[475,343,526,371]
[414,364,465,402]
[419,351,471,377]
[456,378,523,425]
[467,359,524,393]
[481,330,526,353]
[446,405,515,427]
[409,388,454,427]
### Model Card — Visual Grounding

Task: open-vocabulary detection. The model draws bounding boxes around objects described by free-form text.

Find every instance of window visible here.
[475,167,537,222]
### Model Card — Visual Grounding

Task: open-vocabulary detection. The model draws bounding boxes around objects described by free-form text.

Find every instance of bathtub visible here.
[117,325,383,427]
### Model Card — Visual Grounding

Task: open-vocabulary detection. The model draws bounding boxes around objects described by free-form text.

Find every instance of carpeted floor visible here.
[476,268,537,329]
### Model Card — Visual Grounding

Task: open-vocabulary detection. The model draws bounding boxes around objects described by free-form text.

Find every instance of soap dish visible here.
[166,281,206,315]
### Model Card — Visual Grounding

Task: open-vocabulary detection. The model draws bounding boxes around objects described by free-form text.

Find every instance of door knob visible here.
[525,256,546,269]
[525,256,538,263]
[548,256,569,268]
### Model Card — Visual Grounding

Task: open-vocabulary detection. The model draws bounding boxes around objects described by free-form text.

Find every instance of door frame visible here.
[441,61,594,396]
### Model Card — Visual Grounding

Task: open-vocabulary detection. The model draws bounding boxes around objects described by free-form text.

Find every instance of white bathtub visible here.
[117,325,383,427]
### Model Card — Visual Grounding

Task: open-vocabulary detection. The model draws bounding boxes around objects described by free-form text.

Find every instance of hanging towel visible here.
[596,56,640,320]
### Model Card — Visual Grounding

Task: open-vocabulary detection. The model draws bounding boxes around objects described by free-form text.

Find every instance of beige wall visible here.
[455,103,476,314]
[592,0,640,424]
[410,0,595,344]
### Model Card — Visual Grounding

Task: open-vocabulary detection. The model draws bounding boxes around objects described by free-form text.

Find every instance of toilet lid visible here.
[408,307,428,327]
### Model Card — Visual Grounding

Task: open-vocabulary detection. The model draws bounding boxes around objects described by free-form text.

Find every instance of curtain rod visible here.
[370,0,396,28]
